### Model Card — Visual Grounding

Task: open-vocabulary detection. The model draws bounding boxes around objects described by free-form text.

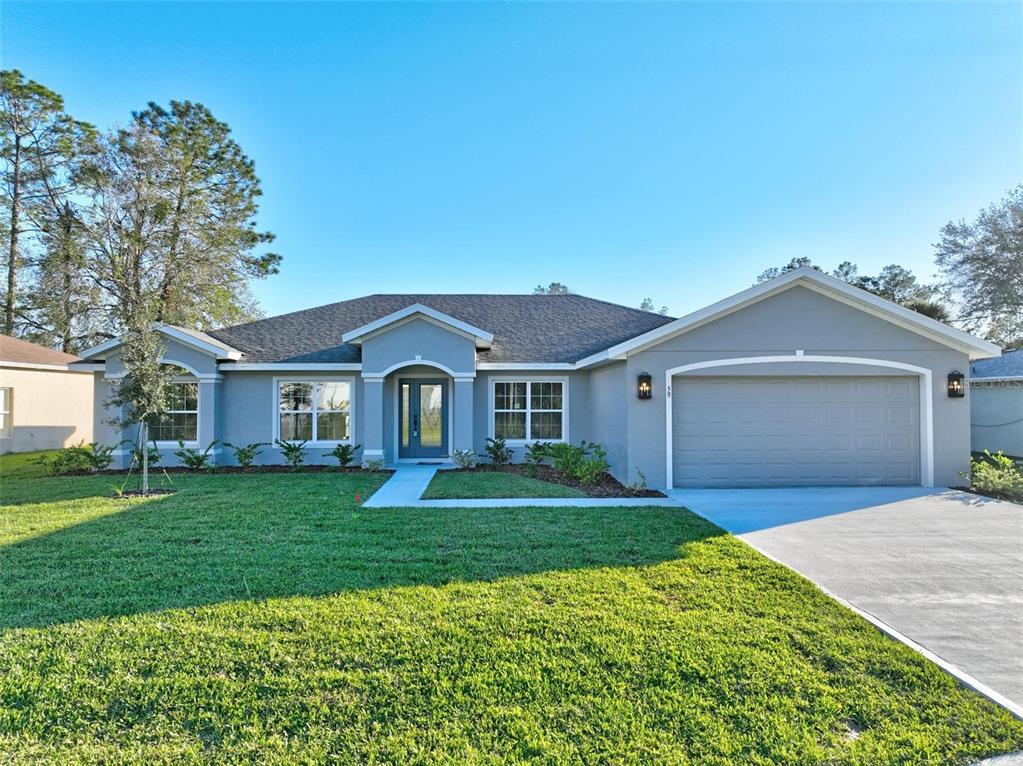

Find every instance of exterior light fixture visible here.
[947,370,965,398]
[638,372,652,400]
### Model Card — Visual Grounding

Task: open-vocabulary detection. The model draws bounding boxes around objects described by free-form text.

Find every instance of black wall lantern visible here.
[637,372,652,400]
[947,370,965,398]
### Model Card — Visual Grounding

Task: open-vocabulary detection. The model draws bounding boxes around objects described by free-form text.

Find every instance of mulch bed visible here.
[953,485,1023,505]
[115,488,178,498]
[449,464,666,498]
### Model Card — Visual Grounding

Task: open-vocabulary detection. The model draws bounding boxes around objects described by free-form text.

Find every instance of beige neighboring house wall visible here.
[0,335,95,454]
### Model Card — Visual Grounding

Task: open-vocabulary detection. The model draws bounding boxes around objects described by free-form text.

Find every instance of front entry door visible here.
[398,379,448,459]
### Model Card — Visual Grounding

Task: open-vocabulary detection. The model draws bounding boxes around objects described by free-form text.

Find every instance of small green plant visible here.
[125,440,161,470]
[81,442,116,472]
[364,458,384,472]
[548,442,586,476]
[325,442,362,468]
[225,442,266,468]
[453,449,478,469]
[574,443,609,486]
[275,439,308,468]
[175,440,219,470]
[43,443,92,474]
[524,441,550,466]
[965,450,1023,500]
[485,436,513,466]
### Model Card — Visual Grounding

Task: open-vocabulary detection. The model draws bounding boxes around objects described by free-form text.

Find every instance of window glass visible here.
[494,381,564,441]
[278,381,352,442]
[0,387,10,436]
[150,381,198,442]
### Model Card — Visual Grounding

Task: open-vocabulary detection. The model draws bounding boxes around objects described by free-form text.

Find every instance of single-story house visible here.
[0,335,95,453]
[74,267,999,488]
[970,349,1022,458]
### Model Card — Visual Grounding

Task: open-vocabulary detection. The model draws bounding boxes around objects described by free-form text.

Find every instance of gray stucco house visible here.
[970,349,1022,458]
[75,267,999,489]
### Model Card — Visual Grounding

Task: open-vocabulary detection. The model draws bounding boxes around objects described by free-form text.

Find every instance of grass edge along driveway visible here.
[1,469,1021,764]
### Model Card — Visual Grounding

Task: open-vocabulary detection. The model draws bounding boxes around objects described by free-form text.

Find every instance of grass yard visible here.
[1,468,1022,764]
[422,468,587,499]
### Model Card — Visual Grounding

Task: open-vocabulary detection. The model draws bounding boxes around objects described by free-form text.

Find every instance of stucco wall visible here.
[361,319,477,375]
[623,285,973,488]
[581,362,628,481]
[971,382,1023,458]
[0,366,94,453]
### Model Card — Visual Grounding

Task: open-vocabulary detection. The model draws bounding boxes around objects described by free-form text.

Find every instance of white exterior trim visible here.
[663,354,935,489]
[80,324,242,361]
[341,303,494,348]
[487,375,569,446]
[271,375,357,446]
[372,359,475,379]
[220,363,363,371]
[576,268,999,367]
[0,361,91,373]
[476,362,576,371]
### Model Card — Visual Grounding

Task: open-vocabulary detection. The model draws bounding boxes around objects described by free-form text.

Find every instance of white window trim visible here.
[152,377,200,447]
[0,386,11,438]
[272,376,356,446]
[488,376,569,444]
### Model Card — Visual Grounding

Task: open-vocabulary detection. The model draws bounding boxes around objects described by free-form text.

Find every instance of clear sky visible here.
[2,2,1020,319]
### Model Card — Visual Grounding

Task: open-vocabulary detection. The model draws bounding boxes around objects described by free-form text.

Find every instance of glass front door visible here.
[398,379,449,459]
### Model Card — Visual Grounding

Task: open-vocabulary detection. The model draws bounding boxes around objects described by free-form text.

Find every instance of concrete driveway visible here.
[669,486,1023,711]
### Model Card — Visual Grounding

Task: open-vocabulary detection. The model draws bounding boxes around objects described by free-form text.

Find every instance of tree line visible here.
[537,186,1023,349]
[1,70,281,353]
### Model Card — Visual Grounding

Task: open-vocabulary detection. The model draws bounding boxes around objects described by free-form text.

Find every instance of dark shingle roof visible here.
[0,334,81,366]
[208,294,676,364]
[971,349,1023,379]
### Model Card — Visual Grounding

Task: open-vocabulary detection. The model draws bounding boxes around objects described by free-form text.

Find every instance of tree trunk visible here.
[5,135,21,335]
[141,421,150,495]
[60,204,73,353]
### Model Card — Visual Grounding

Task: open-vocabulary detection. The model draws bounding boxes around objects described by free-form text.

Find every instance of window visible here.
[150,381,198,442]
[278,380,351,442]
[0,387,10,437]
[493,380,565,441]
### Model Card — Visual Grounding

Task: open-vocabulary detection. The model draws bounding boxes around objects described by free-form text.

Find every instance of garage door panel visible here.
[672,375,919,488]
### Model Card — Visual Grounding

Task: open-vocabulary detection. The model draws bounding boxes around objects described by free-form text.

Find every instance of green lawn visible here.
[423,469,586,499]
[1,472,1021,764]
[0,448,59,480]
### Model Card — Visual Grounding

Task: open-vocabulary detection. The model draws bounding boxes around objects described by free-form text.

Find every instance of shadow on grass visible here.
[1,475,719,629]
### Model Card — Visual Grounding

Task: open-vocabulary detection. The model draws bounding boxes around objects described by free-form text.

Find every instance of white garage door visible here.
[672,376,920,487]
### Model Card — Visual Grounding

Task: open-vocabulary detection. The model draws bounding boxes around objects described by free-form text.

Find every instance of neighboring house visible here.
[0,335,94,454]
[970,349,1023,458]
[75,268,998,488]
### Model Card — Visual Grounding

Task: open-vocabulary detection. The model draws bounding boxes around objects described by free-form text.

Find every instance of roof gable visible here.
[576,268,1000,366]
[341,304,494,348]
[79,323,242,361]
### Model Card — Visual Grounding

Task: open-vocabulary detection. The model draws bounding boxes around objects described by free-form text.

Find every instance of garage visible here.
[672,375,920,487]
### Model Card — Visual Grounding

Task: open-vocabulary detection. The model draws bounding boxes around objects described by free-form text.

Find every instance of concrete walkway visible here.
[670,486,1023,716]
[362,465,682,508]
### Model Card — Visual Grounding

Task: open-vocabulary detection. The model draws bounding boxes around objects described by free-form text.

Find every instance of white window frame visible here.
[272,376,355,446]
[152,377,200,447]
[488,376,569,444]
[0,387,11,438]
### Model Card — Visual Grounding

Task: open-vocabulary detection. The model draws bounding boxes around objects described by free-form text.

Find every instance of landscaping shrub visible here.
[548,442,586,476]
[42,441,116,475]
[225,442,266,468]
[524,441,551,466]
[966,450,1023,500]
[275,439,308,468]
[575,443,610,486]
[453,449,478,469]
[485,436,513,466]
[325,443,361,468]
[548,441,610,485]
[364,458,384,472]
[175,440,219,470]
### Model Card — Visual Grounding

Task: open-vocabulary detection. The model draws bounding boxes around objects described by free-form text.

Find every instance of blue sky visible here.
[2,2,1020,319]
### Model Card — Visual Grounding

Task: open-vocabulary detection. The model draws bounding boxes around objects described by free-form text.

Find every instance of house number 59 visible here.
[666,384,671,398]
